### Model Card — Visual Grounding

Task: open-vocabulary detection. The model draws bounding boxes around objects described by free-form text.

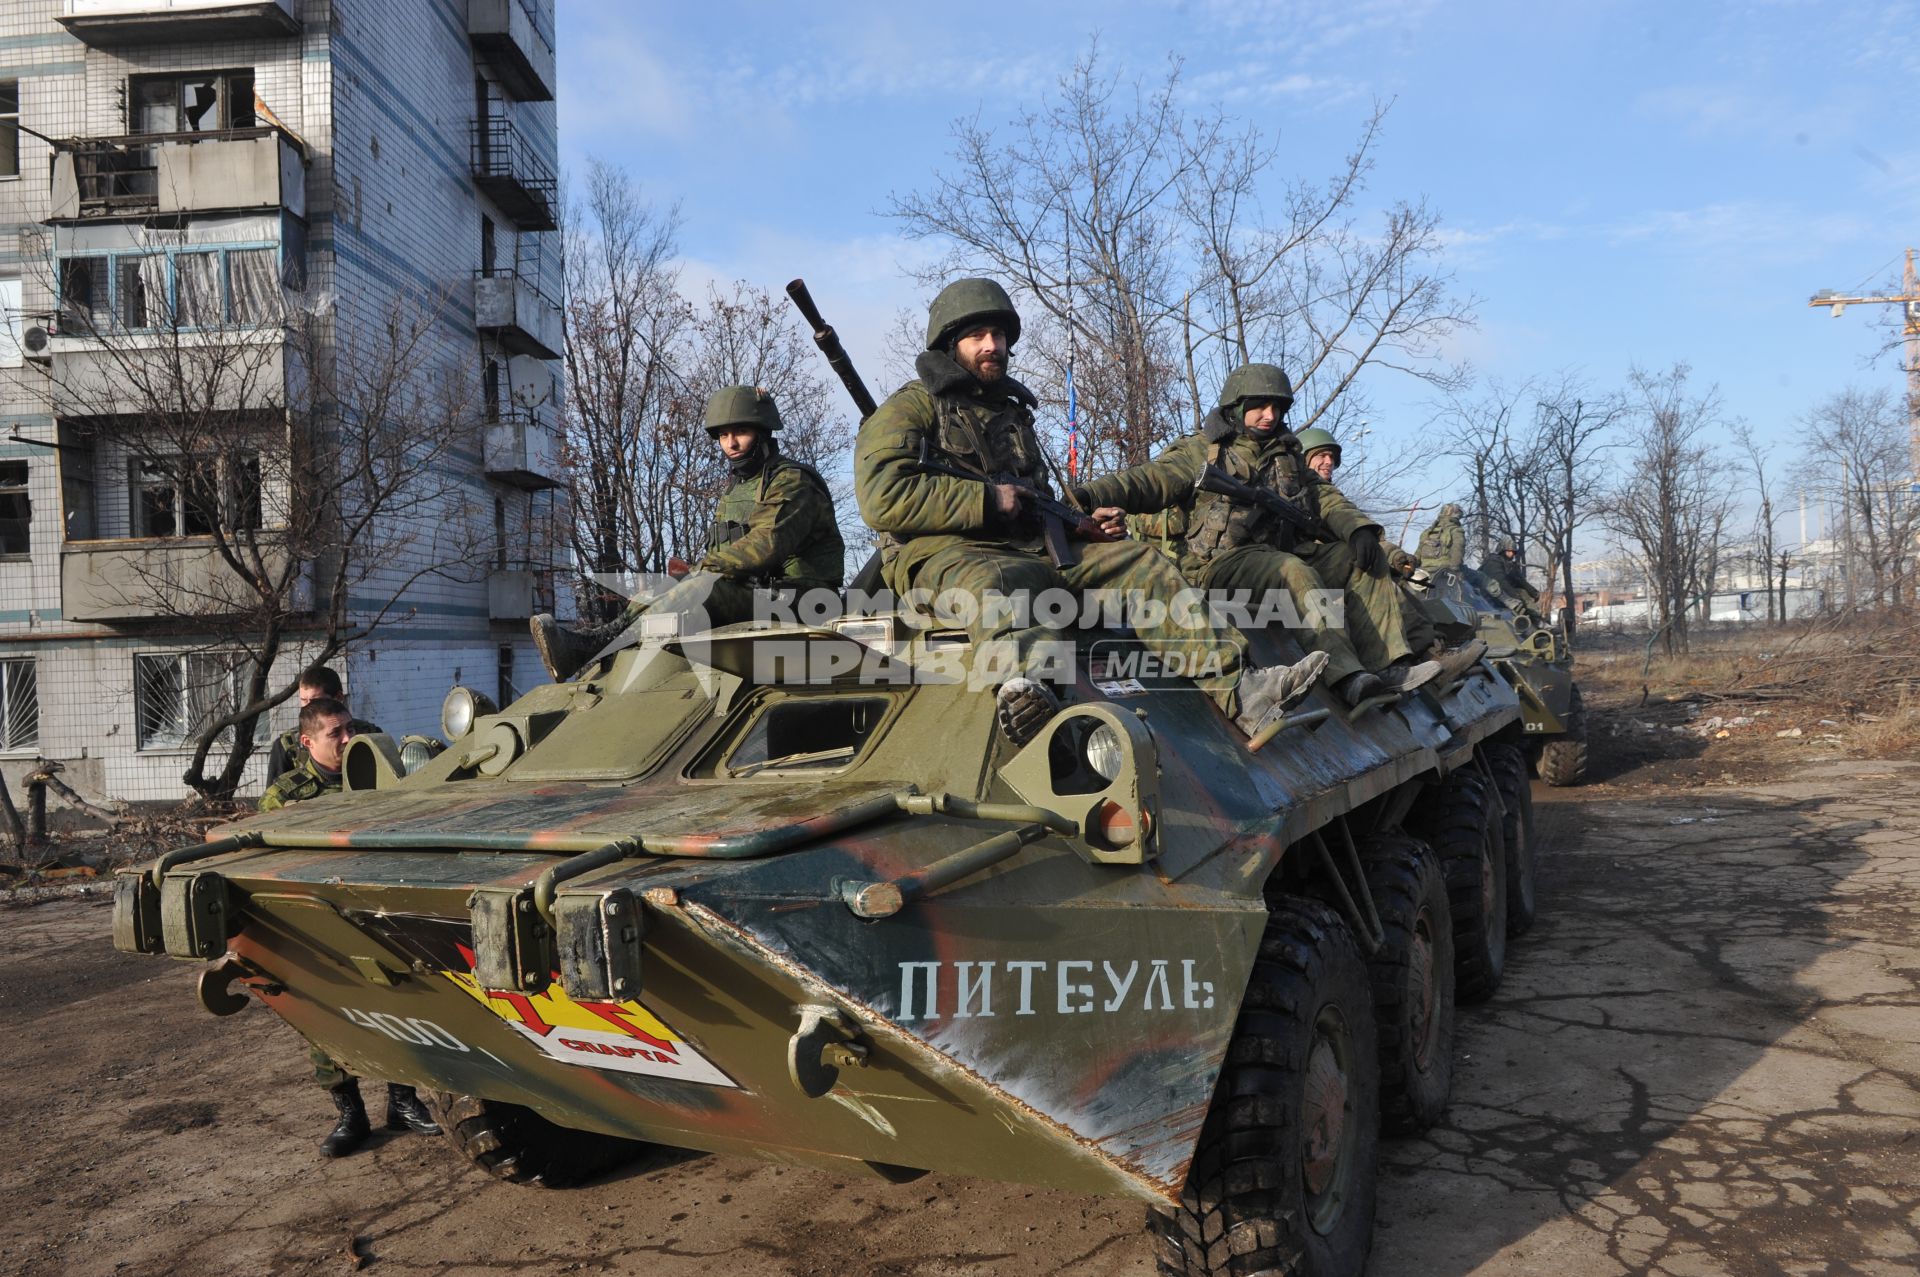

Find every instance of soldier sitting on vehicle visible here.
[531,385,845,681]
[1479,536,1543,621]
[264,664,378,782]
[1068,365,1443,708]
[259,697,442,1156]
[1297,430,1485,681]
[857,279,1327,745]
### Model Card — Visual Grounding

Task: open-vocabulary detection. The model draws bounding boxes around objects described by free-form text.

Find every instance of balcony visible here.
[471,116,556,231]
[50,129,306,222]
[58,0,298,45]
[484,409,561,491]
[61,534,296,622]
[468,0,554,102]
[50,330,289,418]
[474,269,561,360]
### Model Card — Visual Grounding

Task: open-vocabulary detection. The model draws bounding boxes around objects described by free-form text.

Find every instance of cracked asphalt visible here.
[3,757,1916,1276]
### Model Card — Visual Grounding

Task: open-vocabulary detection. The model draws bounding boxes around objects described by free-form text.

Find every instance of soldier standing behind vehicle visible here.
[259,697,442,1155]
[531,385,845,681]
[1416,503,1467,571]
[856,279,1326,744]
[1070,372,1439,707]
[263,664,378,783]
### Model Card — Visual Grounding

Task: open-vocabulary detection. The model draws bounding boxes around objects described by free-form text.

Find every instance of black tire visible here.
[421,1091,648,1188]
[1484,743,1538,938]
[1537,684,1588,787]
[1150,899,1379,1277]
[1418,770,1507,1004]
[1358,834,1455,1135]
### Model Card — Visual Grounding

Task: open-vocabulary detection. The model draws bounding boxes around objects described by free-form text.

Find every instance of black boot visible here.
[321,1080,370,1157]
[385,1084,441,1135]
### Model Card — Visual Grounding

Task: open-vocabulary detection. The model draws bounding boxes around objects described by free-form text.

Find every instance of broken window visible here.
[60,257,110,334]
[130,71,255,135]
[131,454,260,537]
[136,651,243,750]
[0,461,28,556]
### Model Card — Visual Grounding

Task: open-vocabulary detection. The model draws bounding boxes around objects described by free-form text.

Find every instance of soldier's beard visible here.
[957,350,1007,382]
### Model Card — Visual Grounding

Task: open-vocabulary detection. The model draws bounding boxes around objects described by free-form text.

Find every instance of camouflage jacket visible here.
[855,351,1051,587]
[258,755,343,812]
[1417,513,1466,570]
[1480,553,1540,602]
[267,716,379,782]
[698,453,845,587]
[1076,410,1375,578]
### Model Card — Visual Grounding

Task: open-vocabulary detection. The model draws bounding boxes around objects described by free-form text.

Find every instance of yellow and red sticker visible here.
[443,946,737,1088]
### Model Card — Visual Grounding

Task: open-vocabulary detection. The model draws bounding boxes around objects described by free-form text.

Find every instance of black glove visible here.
[1069,485,1094,511]
[1349,527,1384,573]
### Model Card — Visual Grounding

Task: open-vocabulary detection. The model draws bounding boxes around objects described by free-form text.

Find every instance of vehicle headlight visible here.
[440,686,496,741]
[1084,722,1125,782]
[399,736,438,775]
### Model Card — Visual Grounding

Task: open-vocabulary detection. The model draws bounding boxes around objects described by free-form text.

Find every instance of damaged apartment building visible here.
[0,0,567,802]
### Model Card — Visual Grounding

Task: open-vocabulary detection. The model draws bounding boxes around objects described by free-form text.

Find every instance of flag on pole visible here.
[1066,364,1079,480]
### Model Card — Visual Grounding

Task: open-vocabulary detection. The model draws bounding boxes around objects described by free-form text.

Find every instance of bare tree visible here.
[1599,364,1733,655]
[1523,379,1623,640]
[1805,386,1920,610]
[1731,423,1780,623]
[50,252,485,799]
[1433,378,1531,563]
[886,44,1471,478]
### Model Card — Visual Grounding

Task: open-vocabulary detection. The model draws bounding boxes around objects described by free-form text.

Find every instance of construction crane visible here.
[1808,248,1920,484]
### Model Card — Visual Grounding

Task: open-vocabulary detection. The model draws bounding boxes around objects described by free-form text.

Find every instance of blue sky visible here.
[553,0,1920,518]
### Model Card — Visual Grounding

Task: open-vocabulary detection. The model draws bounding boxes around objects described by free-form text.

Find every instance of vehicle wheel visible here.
[1537,684,1588,786]
[1484,743,1538,938]
[420,1092,648,1188]
[1358,834,1454,1135]
[1150,899,1379,1277]
[1418,769,1507,1004]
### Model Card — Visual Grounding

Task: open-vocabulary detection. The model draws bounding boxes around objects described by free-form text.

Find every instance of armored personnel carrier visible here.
[1421,567,1587,788]
[114,610,1531,1277]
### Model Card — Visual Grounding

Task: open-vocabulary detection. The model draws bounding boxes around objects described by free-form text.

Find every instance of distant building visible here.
[0,0,566,801]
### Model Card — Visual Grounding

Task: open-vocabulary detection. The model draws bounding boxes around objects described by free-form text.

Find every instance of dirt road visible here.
[4,758,1917,1277]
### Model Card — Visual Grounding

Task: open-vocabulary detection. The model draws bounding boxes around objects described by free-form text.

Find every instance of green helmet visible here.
[703,385,782,435]
[1219,363,1295,415]
[925,278,1021,350]
[1495,535,1516,555]
[1295,427,1341,466]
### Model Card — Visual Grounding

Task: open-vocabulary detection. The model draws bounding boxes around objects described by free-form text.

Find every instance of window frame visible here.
[56,240,290,336]
[0,657,38,753]
[0,459,28,559]
[127,69,257,136]
[128,451,263,539]
[134,650,245,752]
[0,78,18,181]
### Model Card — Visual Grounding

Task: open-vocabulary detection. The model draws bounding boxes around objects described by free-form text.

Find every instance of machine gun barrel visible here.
[785,278,878,421]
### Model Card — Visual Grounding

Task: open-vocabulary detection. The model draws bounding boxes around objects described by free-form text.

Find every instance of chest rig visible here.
[1180,420,1320,565]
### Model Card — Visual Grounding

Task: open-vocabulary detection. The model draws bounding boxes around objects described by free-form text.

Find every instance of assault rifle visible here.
[912,436,1115,570]
[1194,463,1328,543]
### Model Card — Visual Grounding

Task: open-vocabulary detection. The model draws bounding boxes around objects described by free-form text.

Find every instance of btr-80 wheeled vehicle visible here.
[1421,568,1587,788]
[114,609,1533,1277]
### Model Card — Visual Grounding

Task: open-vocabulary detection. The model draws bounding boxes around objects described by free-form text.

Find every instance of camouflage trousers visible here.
[311,1043,351,1088]
[901,540,1246,715]
[1200,546,1368,685]
[1292,539,1415,669]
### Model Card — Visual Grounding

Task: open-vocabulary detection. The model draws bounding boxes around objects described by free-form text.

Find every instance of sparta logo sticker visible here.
[445,944,737,1088]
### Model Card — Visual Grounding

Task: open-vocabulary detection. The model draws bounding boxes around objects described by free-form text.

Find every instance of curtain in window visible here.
[228,249,279,324]
[175,252,221,327]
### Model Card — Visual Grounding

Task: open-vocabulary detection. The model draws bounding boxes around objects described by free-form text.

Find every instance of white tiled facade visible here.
[0,0,566,802]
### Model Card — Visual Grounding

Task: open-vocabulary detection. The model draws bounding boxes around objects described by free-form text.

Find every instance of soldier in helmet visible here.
[1417,503,1467,571]
[258,698,442,1157]
[1069,368,1442,707]
[531,385,845,681]
[856,279,1327,744]
[1295,430,1486,679]
[1479,535,1542,618]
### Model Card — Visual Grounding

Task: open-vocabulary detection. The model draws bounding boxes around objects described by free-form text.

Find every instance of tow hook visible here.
[196,954,265,1017]
[787,1004,868,1098]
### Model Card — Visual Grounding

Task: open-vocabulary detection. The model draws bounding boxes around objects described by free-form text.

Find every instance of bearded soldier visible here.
[531,385,844,681]
[855,279,1326,744]
[1069,368,1442,706]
